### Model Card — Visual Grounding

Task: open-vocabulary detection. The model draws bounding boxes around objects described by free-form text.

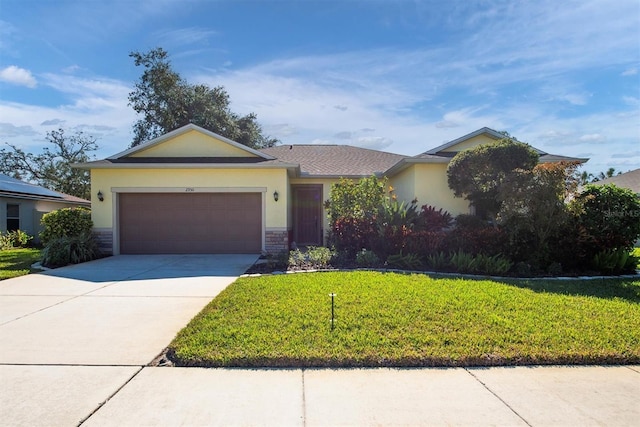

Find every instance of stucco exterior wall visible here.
[391,164,470,216]
[441,134,498,153]
[389,167,416,206]
[130,130,259,158]
[91,167,288,230]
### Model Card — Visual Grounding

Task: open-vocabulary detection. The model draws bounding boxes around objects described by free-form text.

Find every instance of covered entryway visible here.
[118,193,262,254]
[292,184,323,246]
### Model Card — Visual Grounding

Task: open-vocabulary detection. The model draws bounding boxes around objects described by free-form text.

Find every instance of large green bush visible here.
[325,176,387,256]
[39,207,99,268]
[570,184,640,255]
[40,207,93,245]
[497,162,580,269]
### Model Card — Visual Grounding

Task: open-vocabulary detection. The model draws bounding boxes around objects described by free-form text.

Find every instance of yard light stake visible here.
[329,293,336,331]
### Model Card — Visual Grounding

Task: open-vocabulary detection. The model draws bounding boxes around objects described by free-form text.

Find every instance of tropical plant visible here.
[386,251,422,270]
[425,251,449,271]
[0,230,32,250]
[448,250,476,274]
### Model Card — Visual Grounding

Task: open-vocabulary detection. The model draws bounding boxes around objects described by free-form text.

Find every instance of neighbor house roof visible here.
[259,144,406,178]
[0,173,90,206]
[591,168,640,194]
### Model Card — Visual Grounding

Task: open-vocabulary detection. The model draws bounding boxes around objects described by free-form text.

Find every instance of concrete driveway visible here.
[0,254,258,425]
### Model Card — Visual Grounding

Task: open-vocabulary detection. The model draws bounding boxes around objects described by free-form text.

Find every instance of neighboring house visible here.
[76,124,586,255]
[0,174,91,241]
[590,168,640,195]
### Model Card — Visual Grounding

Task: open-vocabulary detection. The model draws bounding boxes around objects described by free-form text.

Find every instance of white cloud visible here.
[355,136,393,150]
[0,122,38,137]
[621,68,638,76]
[40,119,66,126]
[0,65,37,88]
[0,72,135,156]
[579,133,607,142]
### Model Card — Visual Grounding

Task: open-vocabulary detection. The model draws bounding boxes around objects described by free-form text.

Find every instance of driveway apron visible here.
[0,254,257,426]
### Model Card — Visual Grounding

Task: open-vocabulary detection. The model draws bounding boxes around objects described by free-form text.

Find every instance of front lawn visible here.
[169,271,640,367]
[0,248,42,280]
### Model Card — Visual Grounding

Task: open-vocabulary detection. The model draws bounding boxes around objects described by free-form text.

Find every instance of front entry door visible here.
[293,185,323,246]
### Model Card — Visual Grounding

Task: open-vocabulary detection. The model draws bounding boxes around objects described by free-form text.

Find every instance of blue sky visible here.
[1,0,638,175]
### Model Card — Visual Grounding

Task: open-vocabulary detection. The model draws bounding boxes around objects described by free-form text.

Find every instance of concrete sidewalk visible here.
[3,365,638,426]
[30,365,640,427]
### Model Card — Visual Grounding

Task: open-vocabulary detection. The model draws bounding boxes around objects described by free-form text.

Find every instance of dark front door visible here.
[293,185,323,246]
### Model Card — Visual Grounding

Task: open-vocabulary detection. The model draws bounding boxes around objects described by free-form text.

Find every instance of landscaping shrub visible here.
[443,217,506,256]
[592,248,638,275]
[449,250,476,274]
[325,176,388,256]
[288,247,335,270]
[425,251,449,271]
[40,207,93,245]
[39,208,99,268]
[355,249,381,268]
[498,162,580,270]
[327,216,376,256]
[0,230,32,250]
[265,250,289,270]
[41,232,100,268]
[41,237,71,268]
[472,253,513,276]
[386,251,422,270]
[570,184,640,261]
[404,230,446,257]
[414,204,453,232]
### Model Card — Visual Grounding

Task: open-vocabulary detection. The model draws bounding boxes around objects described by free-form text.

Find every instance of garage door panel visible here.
[119,193,261,254]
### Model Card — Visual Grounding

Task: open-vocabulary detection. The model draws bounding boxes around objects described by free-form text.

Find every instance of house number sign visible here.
[185,187,195,192]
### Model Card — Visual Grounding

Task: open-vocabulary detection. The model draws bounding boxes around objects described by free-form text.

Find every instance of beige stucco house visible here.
[77,124,585,255]
[0,174,90,242]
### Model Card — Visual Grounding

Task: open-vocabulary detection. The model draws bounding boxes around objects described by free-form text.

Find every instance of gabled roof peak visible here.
[423,127,546,155]
[107,123,276,160]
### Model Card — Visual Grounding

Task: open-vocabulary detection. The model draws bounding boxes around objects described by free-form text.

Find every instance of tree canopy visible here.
[0,128,97,199]
[446,138,540,221]
[128,47,278,149]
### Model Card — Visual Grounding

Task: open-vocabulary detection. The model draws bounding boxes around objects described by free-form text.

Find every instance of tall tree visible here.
[594,167,621,181]
[0,128,97,199]
[128,47,278,149]
[447,138,540,222]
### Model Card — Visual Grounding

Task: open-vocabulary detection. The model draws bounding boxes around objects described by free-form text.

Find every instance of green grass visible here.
[169,271,640,368]
[0,248,42,280]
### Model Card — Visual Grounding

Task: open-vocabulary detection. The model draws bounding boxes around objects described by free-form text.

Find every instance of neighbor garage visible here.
[118,192,262,254]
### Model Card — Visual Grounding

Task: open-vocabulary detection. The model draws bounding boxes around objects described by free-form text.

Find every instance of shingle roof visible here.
[591,168,640,194]
[259,145,405,177]
[0,173,90,205]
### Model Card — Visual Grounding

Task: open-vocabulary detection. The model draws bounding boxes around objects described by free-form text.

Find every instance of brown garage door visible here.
[119,193,261,254]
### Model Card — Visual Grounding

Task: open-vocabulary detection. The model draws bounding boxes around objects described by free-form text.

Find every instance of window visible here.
[6,204,19,231]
